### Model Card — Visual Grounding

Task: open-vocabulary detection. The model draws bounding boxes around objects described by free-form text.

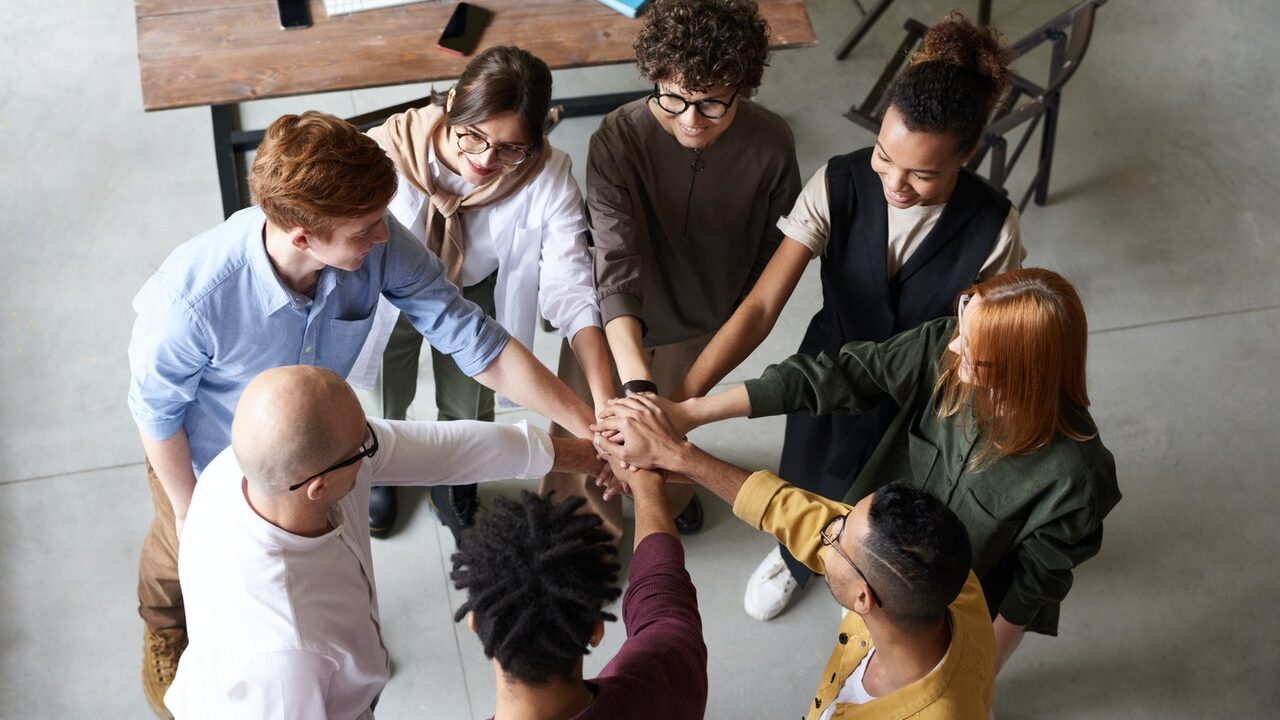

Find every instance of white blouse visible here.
[349,145,601,388]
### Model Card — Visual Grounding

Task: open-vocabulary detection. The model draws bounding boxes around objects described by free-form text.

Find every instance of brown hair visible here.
[249,111,397,237]
[935,268,1094,466]
[633,0,770,95]
[887,11,1014,154]
[432,46,553,152]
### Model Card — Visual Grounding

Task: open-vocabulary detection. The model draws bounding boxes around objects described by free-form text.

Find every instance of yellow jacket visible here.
[733,471,996,719]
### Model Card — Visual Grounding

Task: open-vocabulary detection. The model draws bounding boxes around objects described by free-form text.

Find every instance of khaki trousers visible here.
[138,459,184,630]
[540,332,710,541]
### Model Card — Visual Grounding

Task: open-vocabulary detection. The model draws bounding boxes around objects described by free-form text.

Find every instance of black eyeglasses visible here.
[649,84,740,119]
[288,422,379,492]
[819,513,882,607]
[454,129,534,167]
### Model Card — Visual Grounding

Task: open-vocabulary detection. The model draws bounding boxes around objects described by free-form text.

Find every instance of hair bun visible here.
[912,11,1013,93]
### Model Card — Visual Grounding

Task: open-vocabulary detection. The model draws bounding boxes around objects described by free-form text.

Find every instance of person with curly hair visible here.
[542,0,802,539]
[453,470,707,719]
[670,11,1029,622]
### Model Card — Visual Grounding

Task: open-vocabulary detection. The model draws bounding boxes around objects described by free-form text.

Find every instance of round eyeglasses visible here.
[820,513,883,606]
[648,84,740,119]
[455,129,534,167]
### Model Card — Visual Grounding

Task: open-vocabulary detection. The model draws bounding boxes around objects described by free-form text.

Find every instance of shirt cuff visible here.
[520,421,557,479]
[599,291,645,331]
[560,307,603,343]
[776,217,823,256]
[453,322,510,377]
[744,376,789,419]
[731,470,790,530]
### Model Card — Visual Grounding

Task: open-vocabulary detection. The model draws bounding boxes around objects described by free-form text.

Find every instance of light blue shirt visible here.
[127,207,509,474]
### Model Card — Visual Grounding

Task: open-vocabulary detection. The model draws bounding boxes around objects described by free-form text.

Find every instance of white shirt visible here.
[166,417,554,720]
[776,163,1025,280]
[819,649,877,720]
[348,146,600,389]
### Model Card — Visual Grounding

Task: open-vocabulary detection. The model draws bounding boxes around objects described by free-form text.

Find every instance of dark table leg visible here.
[211,105,243,220]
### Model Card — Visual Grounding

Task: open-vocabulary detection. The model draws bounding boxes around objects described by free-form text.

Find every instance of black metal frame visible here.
[835,0,991,60]
[843,0,1107,213]
[211,90,649,219]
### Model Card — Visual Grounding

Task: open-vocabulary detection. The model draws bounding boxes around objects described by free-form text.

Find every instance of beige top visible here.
[777,164,1025,279]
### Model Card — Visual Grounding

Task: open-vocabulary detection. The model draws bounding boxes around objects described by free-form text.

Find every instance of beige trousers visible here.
[540,332,710,541]
[138,459,183,630]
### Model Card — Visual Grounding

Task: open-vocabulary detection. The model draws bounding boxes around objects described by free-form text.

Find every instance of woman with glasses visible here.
[354,46,613,542]
[664,11,1028,622]
[598,268,1120,673]
[546,0,802,539]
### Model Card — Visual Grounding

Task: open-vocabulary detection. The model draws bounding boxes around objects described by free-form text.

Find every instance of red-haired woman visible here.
[597,268,1120,670]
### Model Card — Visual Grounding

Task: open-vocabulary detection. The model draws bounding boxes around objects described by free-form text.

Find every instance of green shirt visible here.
[745,317,1120,635]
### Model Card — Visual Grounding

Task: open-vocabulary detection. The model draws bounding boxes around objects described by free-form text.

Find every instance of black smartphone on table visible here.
[437,3,491,56]
[277,0,312,30]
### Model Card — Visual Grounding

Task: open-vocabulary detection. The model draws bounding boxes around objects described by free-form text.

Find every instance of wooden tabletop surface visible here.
[136,0,817,111]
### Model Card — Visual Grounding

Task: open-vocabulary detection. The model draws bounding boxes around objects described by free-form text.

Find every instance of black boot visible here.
[430,483,478,546]
[369,485,398,539]
[675,494,705,535]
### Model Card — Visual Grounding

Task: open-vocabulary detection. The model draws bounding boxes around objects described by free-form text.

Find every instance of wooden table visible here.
[135,0,817,215]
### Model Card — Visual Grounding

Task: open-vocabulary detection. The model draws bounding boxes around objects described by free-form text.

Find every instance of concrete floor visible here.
[1,0,1278,717]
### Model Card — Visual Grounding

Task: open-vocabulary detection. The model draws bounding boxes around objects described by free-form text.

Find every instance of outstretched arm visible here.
[676,240,812,401]
[473,340,595,437]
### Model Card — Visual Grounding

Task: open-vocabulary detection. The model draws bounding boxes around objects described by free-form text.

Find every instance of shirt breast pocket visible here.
[954,486,1022,576]
[328,314,376,357]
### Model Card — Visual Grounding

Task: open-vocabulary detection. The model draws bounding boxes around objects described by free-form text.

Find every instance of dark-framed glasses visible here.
[454,129,534,167]
[819,512,883,607]
[288,422,379,492]
[649,84,739,119]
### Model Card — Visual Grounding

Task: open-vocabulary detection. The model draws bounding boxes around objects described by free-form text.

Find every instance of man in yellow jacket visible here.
[594,394,997,718]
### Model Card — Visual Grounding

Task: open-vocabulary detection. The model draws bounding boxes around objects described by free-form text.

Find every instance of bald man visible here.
[164,366,601,719]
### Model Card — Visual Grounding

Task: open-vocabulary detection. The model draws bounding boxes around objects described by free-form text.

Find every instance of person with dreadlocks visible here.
[451,466,707,719]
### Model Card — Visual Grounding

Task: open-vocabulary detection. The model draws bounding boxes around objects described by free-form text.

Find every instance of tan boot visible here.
[142,626,187,719]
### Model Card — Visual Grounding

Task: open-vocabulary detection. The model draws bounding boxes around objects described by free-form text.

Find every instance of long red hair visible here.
[935,268,1093,465]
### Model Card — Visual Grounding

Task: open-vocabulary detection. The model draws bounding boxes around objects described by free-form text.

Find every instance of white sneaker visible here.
[743,546,799,621]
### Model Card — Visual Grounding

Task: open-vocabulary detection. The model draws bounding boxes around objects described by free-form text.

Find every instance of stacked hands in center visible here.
[591,393,693,498]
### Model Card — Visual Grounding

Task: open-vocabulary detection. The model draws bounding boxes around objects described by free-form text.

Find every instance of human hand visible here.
[590,394,688,471]
[597,393,696,437]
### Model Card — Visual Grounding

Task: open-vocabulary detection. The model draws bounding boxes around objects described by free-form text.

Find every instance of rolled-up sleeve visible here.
[366,417,554,487]
[733,471,851,576]
[379,217,509,376]
[537,153,602,341]
[586,131,645,327]
[127,278,209,441]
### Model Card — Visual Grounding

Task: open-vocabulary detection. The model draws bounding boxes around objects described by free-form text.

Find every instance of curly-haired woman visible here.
[543,0,802,539]
[667,12,1030,622]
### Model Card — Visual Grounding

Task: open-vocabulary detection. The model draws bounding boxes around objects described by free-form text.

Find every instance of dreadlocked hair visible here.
[450,491,621,684]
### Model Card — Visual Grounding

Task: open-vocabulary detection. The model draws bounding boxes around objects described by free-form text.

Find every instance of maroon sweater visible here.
[573,533,707,719]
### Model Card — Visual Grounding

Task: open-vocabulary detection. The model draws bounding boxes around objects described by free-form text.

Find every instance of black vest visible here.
[779,148,1010,488]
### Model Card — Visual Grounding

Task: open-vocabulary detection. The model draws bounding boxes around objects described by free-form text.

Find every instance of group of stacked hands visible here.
[127,1,1120,718]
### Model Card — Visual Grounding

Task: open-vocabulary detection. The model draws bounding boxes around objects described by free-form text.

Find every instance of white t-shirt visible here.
[166,417,554,720]
[819,649,877,720]
[776,163,1025,280]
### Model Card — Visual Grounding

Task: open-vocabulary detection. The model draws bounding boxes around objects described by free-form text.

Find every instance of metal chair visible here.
[844,0,1108,212]
[835,0,992,60]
